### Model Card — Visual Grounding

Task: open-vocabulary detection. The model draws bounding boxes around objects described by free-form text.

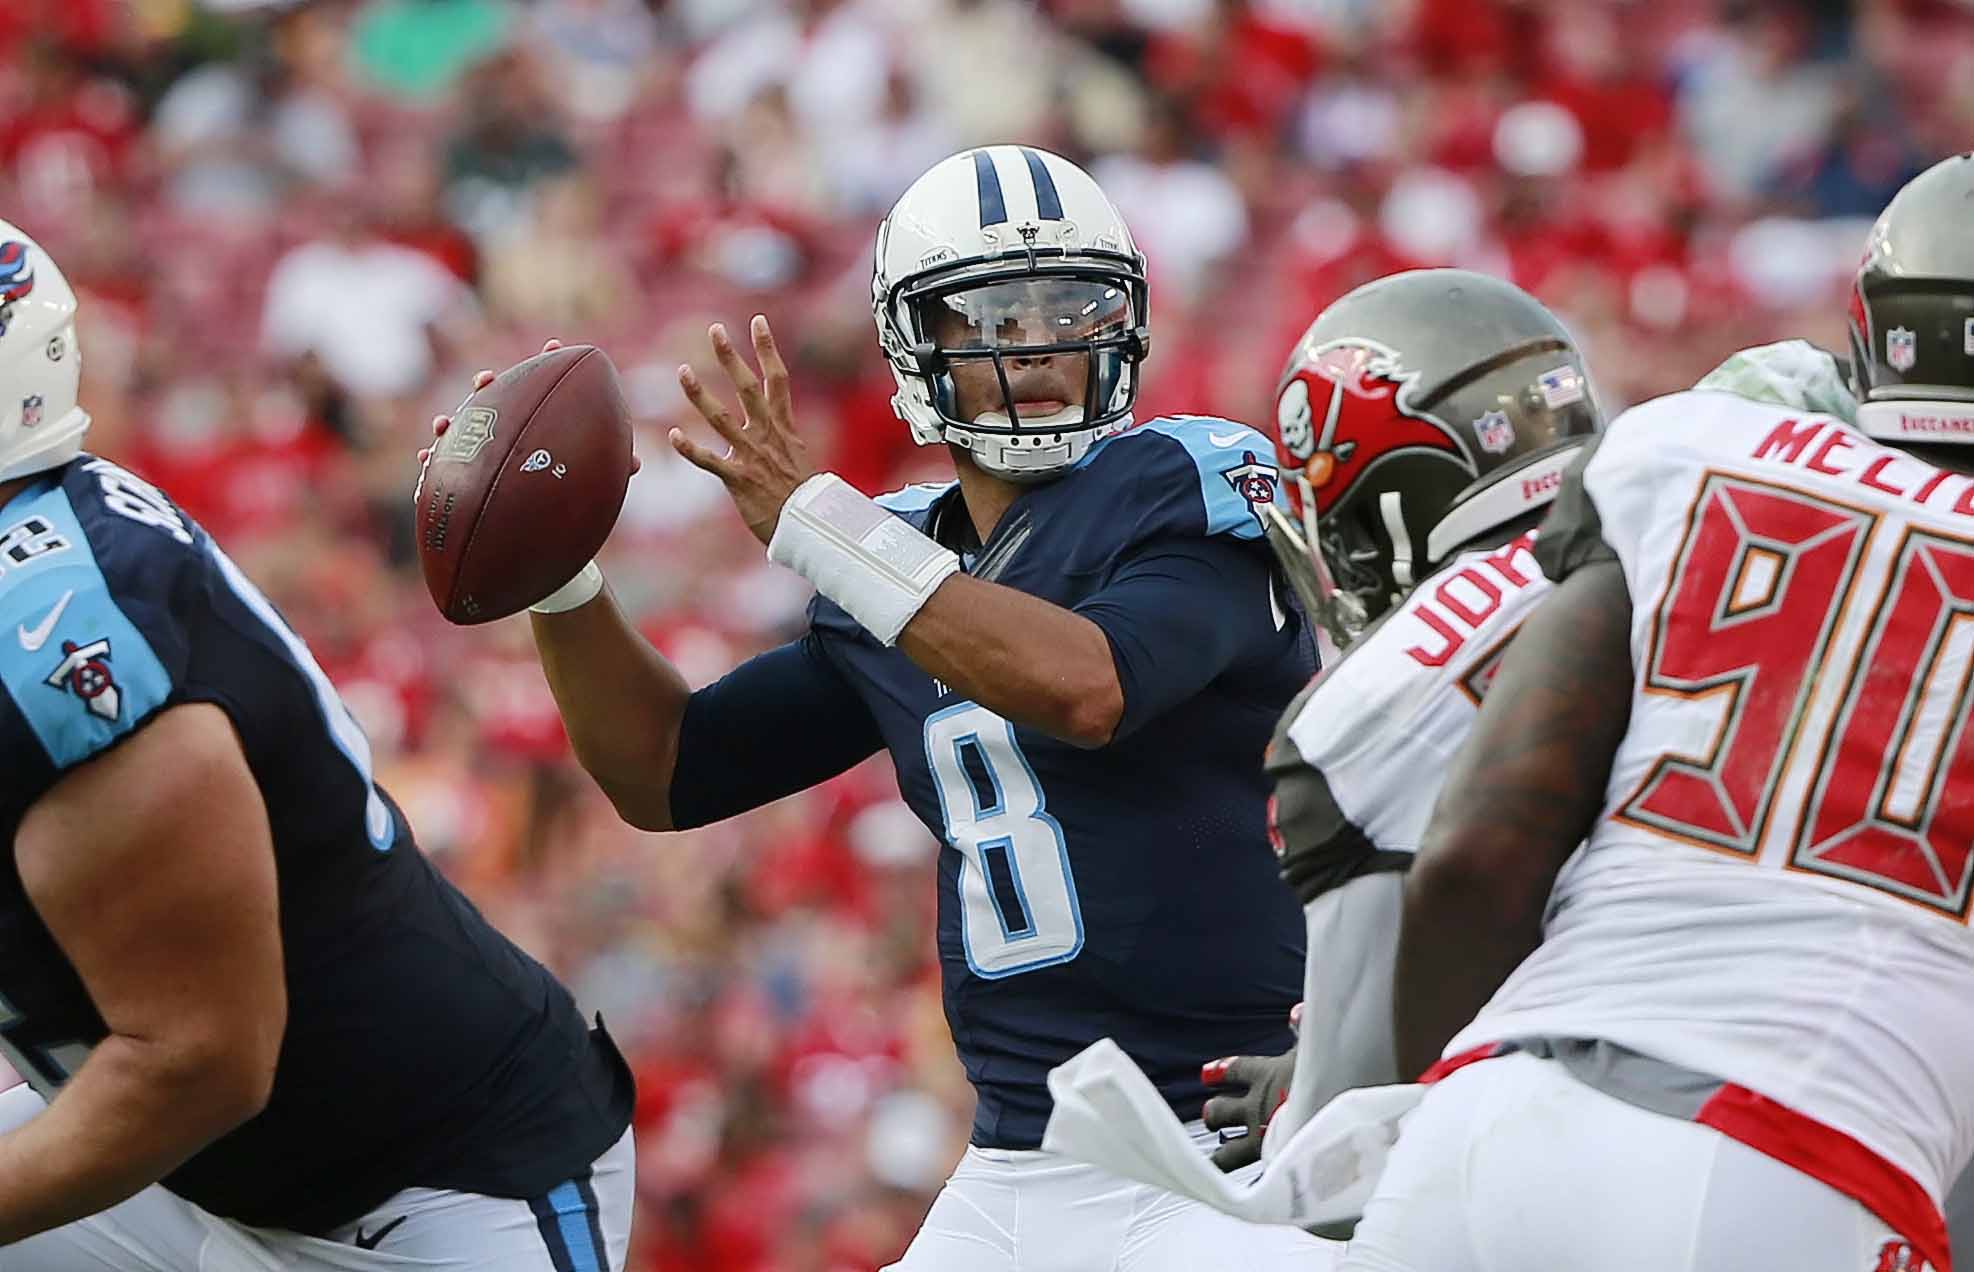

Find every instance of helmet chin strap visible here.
[1379,489,1414,588]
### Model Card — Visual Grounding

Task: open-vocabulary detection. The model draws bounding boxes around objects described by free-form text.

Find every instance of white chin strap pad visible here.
[768,473,961,646]
[970,404,1087,433]
[950,413,1132,483]
[1857,399,1974,443]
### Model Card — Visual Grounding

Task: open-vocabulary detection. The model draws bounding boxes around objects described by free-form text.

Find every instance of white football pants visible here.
[1339,1053,1927,1272]
[883,1119,1342,1271]
[0,1084,634,1271]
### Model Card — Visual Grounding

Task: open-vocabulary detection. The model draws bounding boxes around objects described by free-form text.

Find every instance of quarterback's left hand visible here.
[672,315,817,546]
[1201,1048,1297,1172]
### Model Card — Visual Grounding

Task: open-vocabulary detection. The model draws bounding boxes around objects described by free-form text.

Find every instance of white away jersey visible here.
[1453,389,1974,1207]
[1267,530,1552,894]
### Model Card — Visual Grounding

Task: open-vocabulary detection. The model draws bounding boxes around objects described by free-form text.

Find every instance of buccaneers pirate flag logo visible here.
[1274,338,1472,517]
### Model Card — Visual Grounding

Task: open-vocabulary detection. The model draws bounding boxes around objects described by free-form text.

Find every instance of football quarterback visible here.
[496,147,1336,1270]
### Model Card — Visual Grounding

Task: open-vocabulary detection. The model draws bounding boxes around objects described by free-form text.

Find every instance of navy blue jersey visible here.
[0,457,632,1235]
[673,418,1311,1147]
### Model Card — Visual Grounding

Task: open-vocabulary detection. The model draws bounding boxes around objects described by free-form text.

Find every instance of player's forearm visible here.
[1394,564,1634,1076]
[0,1033,268,1243]
[898,574,1124,747]
[1393,854,1546,1079]
[531,587,691,830]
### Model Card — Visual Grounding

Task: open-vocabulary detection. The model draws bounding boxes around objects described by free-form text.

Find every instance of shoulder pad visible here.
[0,471,182,771]
[1081,415,1279,543]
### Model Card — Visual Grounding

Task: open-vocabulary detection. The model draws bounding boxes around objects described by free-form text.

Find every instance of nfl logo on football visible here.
[1889,326,1917,372]
[1475,409,1516,454]
[20,394,42,429]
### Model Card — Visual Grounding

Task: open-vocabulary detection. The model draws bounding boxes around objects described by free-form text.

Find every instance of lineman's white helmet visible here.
[872,146,1150,483]
[0,222,87,483]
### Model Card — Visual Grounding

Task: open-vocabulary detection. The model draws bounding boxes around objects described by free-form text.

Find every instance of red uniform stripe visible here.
[1696,1083,1949,1272]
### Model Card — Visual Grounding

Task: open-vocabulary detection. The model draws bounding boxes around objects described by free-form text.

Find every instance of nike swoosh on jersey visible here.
[18,590,73,652]
[353,1215,407,1250]
[1208,431,1248,447]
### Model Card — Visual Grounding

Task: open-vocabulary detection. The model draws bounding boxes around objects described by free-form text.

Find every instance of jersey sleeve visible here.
[1073,531,1294,740]
[668,629,884,829]
[0,472,189,813]
[1110,415,1281,547]
[1264,675,1414,904]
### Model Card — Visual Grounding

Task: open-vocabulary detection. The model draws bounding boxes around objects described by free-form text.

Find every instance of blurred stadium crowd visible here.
[2,0,1970,1265]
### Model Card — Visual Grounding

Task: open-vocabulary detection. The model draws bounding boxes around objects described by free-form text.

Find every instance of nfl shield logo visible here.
[1475,410,1516,454]
[20,395,41,429]
[1889,327,1917,373]
[438,406,497,463]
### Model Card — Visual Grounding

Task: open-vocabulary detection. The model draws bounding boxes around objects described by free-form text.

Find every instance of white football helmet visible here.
[0,221,87,483]
[872,146,1150,483]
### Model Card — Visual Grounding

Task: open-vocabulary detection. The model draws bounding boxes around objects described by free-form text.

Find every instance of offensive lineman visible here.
[1354,154,1974,1271]
[454,147,1334,1268]
[0,224,634,1267]
[1196,270,1603,1167]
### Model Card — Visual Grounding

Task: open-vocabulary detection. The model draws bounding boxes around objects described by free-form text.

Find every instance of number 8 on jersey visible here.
[924,703,1085,977]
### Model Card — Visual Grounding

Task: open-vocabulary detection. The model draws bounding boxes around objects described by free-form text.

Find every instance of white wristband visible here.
[768,473,960,645]
[529,560,605,614]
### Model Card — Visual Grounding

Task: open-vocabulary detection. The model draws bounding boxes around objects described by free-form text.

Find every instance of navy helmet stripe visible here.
[973,149,1006,227]
[1021,148,1064,221]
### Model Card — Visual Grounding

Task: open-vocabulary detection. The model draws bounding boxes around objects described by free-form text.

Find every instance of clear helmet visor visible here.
[902,275,1139,434]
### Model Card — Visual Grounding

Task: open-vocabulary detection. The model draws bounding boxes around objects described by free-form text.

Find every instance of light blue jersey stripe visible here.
[546,1181,601,1272]
[1081,416,1275,540]
[874,481,956,515]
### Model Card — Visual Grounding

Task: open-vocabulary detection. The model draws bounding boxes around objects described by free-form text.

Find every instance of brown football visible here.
[416,345,633,624]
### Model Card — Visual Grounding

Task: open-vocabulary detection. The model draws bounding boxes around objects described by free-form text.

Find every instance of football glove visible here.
[1201,1048,1297,1172]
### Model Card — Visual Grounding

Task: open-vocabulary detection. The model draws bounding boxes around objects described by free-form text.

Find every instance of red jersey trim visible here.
[1417,1042,1504,1084]
[1421,1047,1950,1271]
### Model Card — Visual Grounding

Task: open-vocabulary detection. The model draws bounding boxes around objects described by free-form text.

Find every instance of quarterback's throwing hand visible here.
[672,316,816,546]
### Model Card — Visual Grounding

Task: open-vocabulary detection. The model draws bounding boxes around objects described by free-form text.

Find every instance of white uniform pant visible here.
[1340,1053,1926,1272]
[883,1119,1342,1271]
[0,1085,634,1271]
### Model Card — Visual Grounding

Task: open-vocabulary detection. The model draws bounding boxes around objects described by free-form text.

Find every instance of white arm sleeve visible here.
[1265,871,1404,1160]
